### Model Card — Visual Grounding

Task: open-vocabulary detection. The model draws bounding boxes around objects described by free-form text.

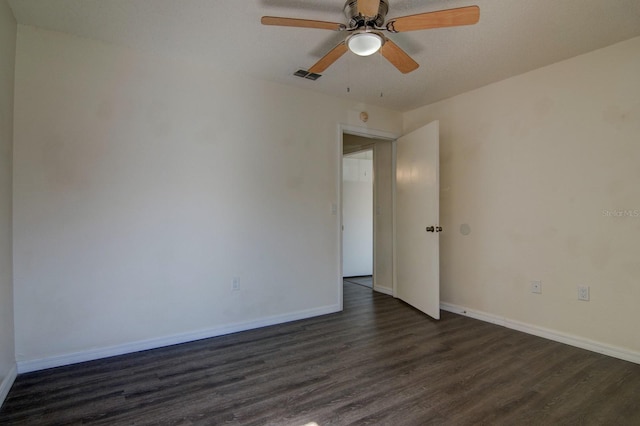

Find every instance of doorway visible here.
[338,121,440,320]
[340,128,396,298]
[342,148,374,288]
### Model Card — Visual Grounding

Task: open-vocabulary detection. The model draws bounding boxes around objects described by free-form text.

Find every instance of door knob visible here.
[436,226,443,232]
[426,226,435,232]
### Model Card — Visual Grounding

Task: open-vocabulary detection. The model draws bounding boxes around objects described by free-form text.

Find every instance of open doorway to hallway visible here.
[341,132,394,296]
[342,149,374,288]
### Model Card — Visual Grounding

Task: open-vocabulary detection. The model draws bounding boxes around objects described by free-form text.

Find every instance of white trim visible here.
[373,285,393,296]
[337,125,345,312]
[371,145,377,297]
[391,140,397,298]
[0,364,17,407]
[340,125,398,141]
[17,304,340,374]
[440,302,506,326]
[441,302,640,365]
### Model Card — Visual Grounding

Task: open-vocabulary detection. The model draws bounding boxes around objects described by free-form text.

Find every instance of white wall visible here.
[12,25,403,368]
[342,152,373,277]
[0,0,17,404]
[404,36,640,357]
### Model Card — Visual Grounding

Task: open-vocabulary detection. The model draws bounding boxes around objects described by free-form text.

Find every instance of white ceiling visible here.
[7,0,640,112]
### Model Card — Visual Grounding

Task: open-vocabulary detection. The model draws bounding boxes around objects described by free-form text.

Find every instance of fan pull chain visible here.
[346,52,352,94]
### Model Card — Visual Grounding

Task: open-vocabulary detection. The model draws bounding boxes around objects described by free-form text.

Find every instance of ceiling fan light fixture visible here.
[347,32,383,56]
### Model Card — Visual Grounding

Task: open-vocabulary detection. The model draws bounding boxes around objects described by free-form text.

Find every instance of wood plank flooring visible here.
[343,275,372,288]
[2,282,640,425]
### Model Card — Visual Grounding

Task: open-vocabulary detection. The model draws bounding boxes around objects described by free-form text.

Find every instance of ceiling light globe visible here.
[348,33,383,56]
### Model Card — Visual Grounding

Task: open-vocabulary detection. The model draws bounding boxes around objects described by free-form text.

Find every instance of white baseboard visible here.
[441,302,640,365]
[17,304,341,374]
[373,285,393,296]
[440,302,506,326]
[0,364,17,408]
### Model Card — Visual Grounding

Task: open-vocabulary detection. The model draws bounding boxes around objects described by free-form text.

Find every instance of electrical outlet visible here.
[530,280,542,294]
[578,285,590,301]
[232,277,240,291]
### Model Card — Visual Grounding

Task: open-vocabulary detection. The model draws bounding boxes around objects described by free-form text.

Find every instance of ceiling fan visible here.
[261,0,480,75]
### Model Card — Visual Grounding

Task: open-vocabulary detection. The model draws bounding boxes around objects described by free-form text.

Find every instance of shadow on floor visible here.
[343,275,372,288]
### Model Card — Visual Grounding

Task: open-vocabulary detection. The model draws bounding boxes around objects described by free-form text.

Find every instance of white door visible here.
[395,121,440,319]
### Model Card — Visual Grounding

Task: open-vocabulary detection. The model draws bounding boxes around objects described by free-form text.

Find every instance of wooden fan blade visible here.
[357,0,380,17]
[261,16,345,31]
[308,42,349,74]
[380,39,419,74]
[386,6,479,32]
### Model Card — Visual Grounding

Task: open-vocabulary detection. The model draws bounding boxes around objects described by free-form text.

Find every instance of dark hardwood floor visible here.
[2,282,640,425]
[343,276,373,289]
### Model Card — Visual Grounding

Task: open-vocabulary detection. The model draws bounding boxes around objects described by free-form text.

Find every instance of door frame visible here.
[337,124,399,309]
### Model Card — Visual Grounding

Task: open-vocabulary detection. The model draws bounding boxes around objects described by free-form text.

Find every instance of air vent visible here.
[294,69,322,81]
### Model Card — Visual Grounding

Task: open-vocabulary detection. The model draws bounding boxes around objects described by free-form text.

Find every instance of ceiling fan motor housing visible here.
[344,0,389,28]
